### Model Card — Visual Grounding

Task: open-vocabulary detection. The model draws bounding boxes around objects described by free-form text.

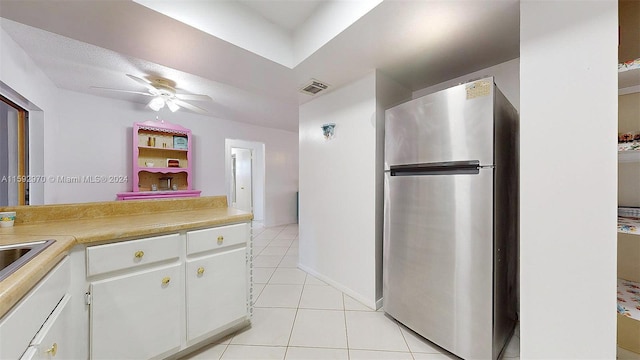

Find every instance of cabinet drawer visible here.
[86,233,181,277]
[187,223,248,255]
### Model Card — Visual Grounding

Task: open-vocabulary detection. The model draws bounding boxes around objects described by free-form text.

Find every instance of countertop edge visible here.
[0,207,252,319]
[0,236,76,318]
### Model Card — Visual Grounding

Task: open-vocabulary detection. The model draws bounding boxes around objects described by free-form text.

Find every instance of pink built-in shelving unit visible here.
[117,119,201,200]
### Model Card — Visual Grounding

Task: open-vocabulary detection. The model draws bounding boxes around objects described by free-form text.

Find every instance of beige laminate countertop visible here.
[0,196,252,318]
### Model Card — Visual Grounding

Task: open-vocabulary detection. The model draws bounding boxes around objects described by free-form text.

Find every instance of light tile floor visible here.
[182,223,522,360]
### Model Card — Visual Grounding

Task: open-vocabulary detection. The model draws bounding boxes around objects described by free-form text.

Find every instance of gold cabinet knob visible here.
[197,267,205,276]
[46,343,58,356]
[161,277,171,285]
[134,250,144,259]
[217,235,224,244]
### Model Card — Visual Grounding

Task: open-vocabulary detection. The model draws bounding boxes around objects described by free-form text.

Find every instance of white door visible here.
[231,148,252,212]
[89,264,182,360]
[185,247,248,342]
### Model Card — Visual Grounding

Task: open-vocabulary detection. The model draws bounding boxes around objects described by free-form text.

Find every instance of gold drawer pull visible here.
[134,250,144,259]
[197,267,205,276]
[46,343,58,356]
[217,235,224,244]
[162,277,171,285]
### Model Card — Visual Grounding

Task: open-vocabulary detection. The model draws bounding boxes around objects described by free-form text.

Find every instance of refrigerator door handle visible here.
[388,160,482,176]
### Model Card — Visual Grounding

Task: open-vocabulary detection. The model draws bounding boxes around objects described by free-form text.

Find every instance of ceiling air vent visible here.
[300,79,330,95]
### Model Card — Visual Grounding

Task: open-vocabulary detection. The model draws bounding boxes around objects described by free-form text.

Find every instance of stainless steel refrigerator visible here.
[383,77,518,360]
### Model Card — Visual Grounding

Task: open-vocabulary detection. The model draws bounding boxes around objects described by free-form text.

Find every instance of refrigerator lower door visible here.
[383,168,494,360]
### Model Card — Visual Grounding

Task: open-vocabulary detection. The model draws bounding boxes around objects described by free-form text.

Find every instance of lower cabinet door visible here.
[90,263,181,360]
[186,247,247,342]
[21,295,73,360]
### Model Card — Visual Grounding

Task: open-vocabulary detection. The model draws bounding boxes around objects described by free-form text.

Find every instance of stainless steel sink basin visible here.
[0,240,55,281]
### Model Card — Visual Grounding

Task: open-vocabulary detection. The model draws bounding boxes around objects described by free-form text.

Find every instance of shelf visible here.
[116,190,201,201]
[619,216,640,236]
[139,167,188,174]
[138,145,188,152]
[619,150,640,163]
[619,66,640,94]
[618,278,640,321]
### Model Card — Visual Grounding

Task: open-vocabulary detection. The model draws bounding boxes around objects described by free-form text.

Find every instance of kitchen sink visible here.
[0,240,55,281]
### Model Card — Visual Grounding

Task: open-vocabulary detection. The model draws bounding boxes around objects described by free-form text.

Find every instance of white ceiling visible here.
[0,0,519,132]
[237,0,324,32]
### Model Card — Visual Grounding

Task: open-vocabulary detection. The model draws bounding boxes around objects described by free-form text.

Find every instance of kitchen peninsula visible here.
[0,196,252,359]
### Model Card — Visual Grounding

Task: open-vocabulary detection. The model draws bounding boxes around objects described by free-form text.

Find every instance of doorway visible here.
[230,147,252,213]
[225,139,266,224]
[0,94,29,206]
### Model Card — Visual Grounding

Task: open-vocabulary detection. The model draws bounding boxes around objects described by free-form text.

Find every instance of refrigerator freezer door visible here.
[385,80,494,169]
[383,169,494,360]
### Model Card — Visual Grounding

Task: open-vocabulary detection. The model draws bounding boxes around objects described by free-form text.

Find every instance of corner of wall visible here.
[373,70,412,300]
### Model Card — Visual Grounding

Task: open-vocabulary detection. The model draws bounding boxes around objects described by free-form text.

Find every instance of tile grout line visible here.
[283,263,306,360]
[397,322,416,360]
[343,292,351,360]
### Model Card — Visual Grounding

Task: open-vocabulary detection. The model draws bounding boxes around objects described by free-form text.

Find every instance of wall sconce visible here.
[321,123,336,140]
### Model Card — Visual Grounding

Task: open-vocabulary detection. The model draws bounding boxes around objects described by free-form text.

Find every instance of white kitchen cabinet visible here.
[186,247,247,342]
[21,294,73,360]
[185,223,250,343]
[89,263,182,360]
[86,233,183,360]
[84,223,250,359]
[0,257,70,360]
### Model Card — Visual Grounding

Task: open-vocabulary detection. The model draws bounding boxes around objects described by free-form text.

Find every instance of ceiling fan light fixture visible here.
[166,99,180,112]
[148,96,165,111]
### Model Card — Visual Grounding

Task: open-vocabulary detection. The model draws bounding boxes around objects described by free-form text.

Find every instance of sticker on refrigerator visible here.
[466,81,491,99]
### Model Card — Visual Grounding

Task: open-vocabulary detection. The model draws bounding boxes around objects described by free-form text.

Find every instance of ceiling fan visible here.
[92,74,212,114]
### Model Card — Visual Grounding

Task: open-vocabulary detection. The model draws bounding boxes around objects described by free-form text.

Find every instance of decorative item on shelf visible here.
[145,161,155,167]
[172,184,178,191]
[618,131,640,152]
[0,211,16,227]
[619,132,637,143]
[619,57,640,72]
[151,184,158,191]
[173,135,188,149]
[167,158,180,168]
[159,177,173,190]
[321,123,336,140]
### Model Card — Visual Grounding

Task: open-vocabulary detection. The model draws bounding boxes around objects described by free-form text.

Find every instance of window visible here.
[0,94,29,206]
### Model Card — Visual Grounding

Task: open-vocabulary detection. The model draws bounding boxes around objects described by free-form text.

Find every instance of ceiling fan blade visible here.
[90,86,153,96]
[175,93,213,102]
[126,74,158,93]
[173,99,207,114]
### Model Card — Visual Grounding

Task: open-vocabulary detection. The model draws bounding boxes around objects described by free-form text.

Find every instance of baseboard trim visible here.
[297,263,378,310]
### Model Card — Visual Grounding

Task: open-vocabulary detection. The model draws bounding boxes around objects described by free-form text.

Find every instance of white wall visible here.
[47,89,298,226]
[0,24,298,225]
[0,26,57,205]
[299,72,377,307]
[520,2,617,358]
[299,71,410,307]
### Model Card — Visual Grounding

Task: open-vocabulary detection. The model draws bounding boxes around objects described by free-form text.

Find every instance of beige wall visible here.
[619,92,640,132]
[619,0,640,63]
[618,92,640,207]
[618,233,640,282]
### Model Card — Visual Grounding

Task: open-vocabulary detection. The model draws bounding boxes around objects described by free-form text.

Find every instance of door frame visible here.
[224,139,265,223]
